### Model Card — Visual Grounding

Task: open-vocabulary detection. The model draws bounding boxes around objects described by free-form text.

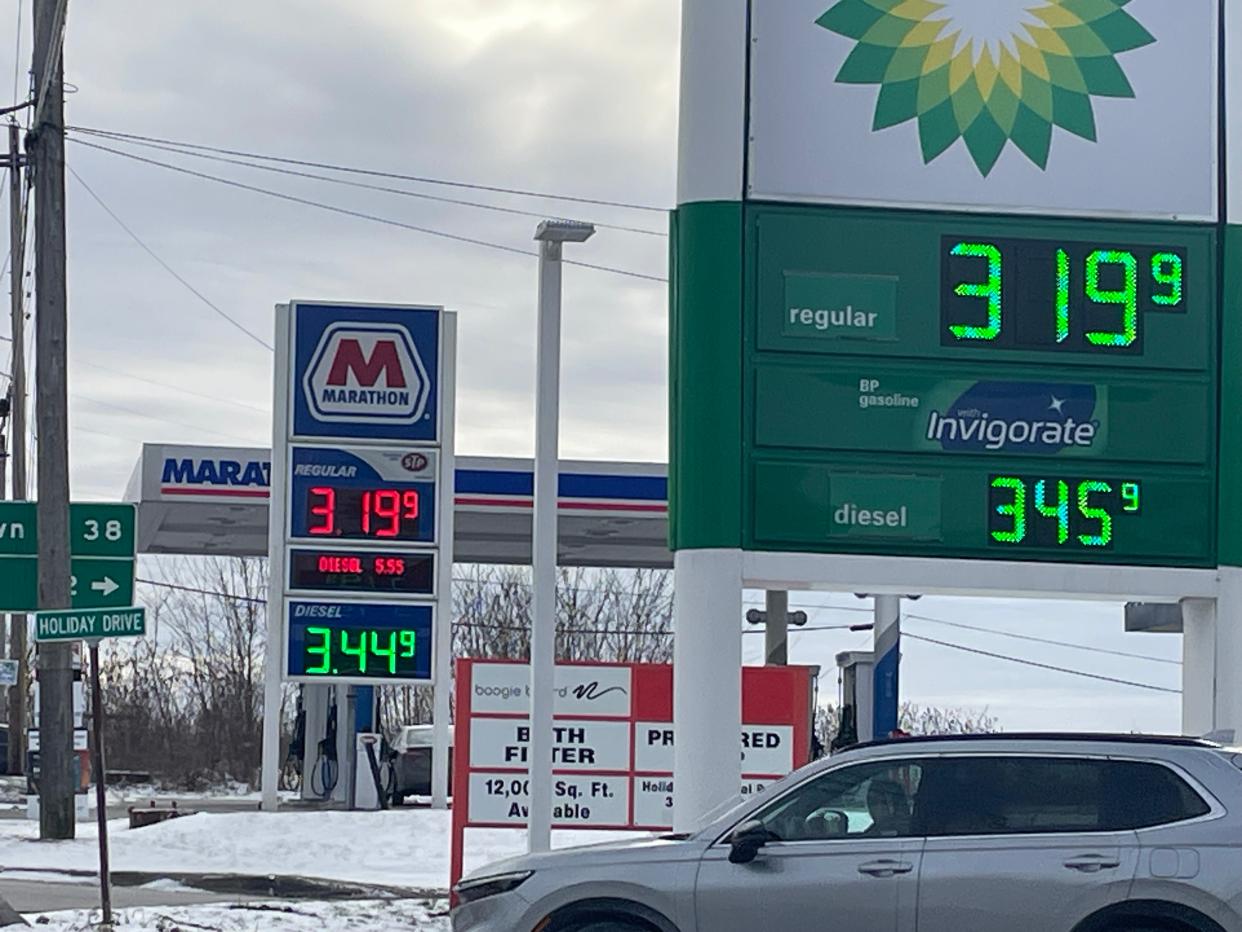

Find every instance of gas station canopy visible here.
[126,444,670,568]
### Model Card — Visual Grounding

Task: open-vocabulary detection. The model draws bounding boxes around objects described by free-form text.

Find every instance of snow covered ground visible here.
[0,807,637,890]
[30,897,450,930]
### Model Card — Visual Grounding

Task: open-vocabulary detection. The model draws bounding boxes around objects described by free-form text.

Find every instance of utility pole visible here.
[8,120,28,778]
[30,0,74,839]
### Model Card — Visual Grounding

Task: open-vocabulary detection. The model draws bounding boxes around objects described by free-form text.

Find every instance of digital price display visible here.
[942,237,1187,355]
[988,475,1142,551]
[288,446,437,545]
[288,549,435,595]
[286,600,434,683]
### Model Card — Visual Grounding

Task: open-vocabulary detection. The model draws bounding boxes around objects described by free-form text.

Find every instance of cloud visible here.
[0,0,676,502]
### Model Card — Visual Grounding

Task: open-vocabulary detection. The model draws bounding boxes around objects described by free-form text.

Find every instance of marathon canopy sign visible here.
[290,303,441,443]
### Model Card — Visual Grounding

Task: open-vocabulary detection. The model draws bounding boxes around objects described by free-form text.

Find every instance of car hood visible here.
[459,833,706,885]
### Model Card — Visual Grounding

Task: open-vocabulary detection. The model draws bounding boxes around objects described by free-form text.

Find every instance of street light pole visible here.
[528,219,594,854]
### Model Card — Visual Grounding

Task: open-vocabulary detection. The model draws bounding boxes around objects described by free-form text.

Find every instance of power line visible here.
[71,139,669,284]
[78,360,270,416]
[69,125,668,214]
[12,0,24,106]
[67,165,274,351]
[906,613,1180,666]
[72,393,261,445]
[69,128,667,238]
[904,632,1180,695]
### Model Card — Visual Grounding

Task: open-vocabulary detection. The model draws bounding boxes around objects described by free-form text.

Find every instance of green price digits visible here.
[989,476,1141,551]
[942,237,1186,354]
[304,626,418,676]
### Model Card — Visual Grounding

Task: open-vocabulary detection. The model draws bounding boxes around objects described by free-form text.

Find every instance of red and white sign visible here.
[451,660,816,888]
[303,322,430,425]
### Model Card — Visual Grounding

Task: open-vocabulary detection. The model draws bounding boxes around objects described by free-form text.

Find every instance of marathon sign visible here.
[290,303,441,443]
[452,660,816,886]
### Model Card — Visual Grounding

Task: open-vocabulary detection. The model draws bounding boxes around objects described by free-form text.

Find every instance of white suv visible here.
[453,734,1242,932]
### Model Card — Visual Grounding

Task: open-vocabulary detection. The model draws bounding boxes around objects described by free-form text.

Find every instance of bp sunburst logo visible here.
[816,0,1156,176]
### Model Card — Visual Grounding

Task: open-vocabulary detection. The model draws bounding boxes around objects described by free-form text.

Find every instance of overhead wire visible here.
[132,578,1180,694]
[73,393,262,445]
[904,633,1180,694]
[11,0,24,107]
[905,612,1180,666]
[69,139,669,284]
[77,360,270,416]
[69,129,666,238]
[67,165,274,351]
[69,125,668,214]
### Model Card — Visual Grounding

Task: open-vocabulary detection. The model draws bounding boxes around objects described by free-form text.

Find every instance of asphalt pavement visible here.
[0,876,259,913]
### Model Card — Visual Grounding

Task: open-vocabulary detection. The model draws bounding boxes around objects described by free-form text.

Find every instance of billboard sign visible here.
[450,660,817,888]
[748,0,1219,220]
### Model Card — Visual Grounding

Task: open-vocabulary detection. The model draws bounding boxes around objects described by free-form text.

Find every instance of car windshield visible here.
[689,767,817,836]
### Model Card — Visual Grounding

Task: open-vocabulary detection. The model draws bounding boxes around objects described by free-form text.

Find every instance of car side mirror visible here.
[728,820,772,865]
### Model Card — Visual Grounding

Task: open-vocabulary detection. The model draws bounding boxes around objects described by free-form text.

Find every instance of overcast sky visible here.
[0,0,1185,734]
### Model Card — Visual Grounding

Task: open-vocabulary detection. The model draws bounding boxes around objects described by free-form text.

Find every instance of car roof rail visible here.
[842,732,1220,753]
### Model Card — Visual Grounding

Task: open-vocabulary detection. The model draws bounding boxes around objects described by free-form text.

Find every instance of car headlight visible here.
[454,870,534,905]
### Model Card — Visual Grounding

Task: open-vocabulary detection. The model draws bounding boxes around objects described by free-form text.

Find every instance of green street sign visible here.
[34,607,146,643]
[0,502,136,557]
[0,558,136,613]
[0,503,137,612]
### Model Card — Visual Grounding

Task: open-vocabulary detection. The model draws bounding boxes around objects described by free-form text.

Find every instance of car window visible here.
[915,757,1210,837]
[751,760,924,842]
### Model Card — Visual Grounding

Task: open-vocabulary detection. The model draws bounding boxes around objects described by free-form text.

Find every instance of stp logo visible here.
[401,452,430,472]
[303,322,431,425]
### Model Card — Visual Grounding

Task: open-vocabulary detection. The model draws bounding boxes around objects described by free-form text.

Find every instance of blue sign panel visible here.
[291,303,440,442]
[288,445,437,545]
[287,600,434,682]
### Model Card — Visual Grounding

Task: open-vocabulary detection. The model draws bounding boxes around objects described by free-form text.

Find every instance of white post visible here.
[1181,597,1216,737]
[1214,568,1242,742]
[764,590,789,666]
[260,305,292,812]
[528,221,594,853]
[672,549,743,833]
[872,595,901,740]
[431,313,458,810]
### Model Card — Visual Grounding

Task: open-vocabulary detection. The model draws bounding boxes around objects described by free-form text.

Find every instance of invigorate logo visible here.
[926,381,1101,454]
[816,0,1156,175]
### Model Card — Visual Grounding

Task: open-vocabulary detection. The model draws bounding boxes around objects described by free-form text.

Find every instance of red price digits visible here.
[373,557,406,576]
[361,489,420,538]
[308,487,336,536]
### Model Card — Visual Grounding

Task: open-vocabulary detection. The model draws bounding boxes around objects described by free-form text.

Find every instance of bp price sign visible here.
[672,0,1224,571]
[745,209,1215,567]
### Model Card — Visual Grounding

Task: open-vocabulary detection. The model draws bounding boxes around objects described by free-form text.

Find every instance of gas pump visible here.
[833,651,874,751]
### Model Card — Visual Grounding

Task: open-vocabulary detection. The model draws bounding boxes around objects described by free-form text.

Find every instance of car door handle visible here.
[858,859,914,878]
[1064,855,1122,873]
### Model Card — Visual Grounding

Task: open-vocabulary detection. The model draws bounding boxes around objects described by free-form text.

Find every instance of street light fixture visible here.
[528,218,595,855]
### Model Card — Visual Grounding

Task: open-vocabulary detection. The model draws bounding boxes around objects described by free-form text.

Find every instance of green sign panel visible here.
[671,204,1217,568]
[34,607,146,643]
[0,503,137,612]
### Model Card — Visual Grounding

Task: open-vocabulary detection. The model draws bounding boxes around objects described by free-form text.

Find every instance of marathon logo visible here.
[304,323,430,425]
[161,458,271,497]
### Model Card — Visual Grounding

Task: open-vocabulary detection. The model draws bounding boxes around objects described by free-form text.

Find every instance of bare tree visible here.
[377,565,674,731]
[815,701,999,756]
[100,557,272,787]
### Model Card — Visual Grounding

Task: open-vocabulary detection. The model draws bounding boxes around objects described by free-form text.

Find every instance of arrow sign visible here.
[92,577,119,597]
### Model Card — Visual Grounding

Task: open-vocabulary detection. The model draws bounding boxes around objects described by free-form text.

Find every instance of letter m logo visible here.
[303,322,431,426]
[326,339,408,389]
